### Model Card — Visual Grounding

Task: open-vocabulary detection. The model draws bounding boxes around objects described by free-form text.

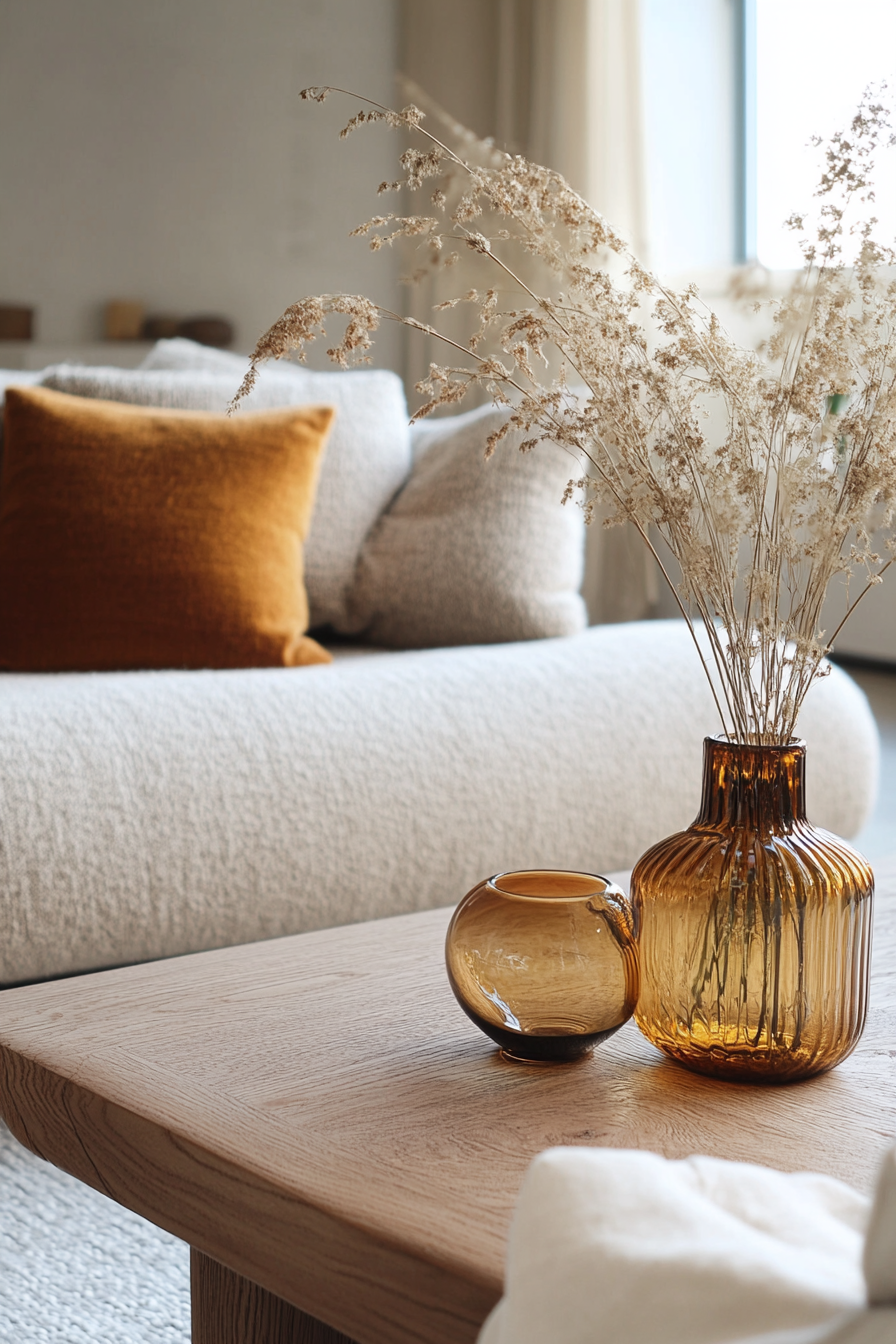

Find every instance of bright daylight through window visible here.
[756,0,896,269]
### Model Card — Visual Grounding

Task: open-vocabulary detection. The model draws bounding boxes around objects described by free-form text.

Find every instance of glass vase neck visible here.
[695,735,807,832]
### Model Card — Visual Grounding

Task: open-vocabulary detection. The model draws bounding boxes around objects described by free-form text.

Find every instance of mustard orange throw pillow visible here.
[0,386,335,671]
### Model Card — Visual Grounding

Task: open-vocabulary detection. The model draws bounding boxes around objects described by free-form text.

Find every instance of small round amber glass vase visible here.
[633,736,874,1082]
[445,869,639,1062]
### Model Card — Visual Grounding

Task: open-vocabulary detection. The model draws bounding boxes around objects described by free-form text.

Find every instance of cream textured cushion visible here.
[348,402,587,646]
[39,360,411,632]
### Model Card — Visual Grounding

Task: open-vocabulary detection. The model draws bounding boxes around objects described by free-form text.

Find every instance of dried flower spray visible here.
[235,86,896,746]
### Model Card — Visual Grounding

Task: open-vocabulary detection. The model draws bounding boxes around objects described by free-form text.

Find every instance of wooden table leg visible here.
[191,1248,360,1344]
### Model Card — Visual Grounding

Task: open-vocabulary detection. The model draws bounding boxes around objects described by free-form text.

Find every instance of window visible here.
[754,0,896,269]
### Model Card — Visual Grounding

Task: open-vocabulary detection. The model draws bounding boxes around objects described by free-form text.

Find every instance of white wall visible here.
[0,0,401,365]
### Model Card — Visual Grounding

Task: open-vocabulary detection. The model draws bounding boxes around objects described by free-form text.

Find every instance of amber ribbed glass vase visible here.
[633,737,873,1082]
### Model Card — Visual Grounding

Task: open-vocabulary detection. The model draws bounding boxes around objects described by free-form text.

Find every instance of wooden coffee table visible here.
[1,863,895,1344]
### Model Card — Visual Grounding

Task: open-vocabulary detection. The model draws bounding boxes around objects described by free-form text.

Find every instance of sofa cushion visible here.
[40,358,412,632]
[0,386,333,671]
[0,621,877,984]
[347,402,587,646]
[139,335,255,375]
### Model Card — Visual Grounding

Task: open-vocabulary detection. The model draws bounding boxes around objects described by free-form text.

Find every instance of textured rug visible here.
[0,1121,189,1343]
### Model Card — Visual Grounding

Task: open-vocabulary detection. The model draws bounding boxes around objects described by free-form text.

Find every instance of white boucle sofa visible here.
[0,620,878,986]
[0,343,881,985]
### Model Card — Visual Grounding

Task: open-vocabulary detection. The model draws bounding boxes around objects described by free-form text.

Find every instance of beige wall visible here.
[0,0,401,364]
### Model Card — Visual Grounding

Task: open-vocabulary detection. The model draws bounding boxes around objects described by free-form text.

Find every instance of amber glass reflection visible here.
[445,869,639,1062]
[633,737,873,1082]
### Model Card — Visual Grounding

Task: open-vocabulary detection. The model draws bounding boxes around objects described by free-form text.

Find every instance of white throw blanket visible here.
[479,1147,896,1344]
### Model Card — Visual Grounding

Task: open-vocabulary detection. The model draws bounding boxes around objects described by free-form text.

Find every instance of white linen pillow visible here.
[139,336,255,375]
[347,402,587,647]
[40,361,411,633]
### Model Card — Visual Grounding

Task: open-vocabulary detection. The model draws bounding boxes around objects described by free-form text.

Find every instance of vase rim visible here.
[706,734,807,752]
[490,869,618,901]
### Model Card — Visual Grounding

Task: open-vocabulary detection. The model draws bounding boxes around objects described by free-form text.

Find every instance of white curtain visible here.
[399,0,658,623]
[529,0,648,261]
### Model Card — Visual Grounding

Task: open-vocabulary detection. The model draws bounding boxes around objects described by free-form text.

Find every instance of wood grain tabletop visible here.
[1,861,895,1344]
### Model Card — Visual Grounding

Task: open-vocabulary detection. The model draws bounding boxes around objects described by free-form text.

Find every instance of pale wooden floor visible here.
[846,664,896,864]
